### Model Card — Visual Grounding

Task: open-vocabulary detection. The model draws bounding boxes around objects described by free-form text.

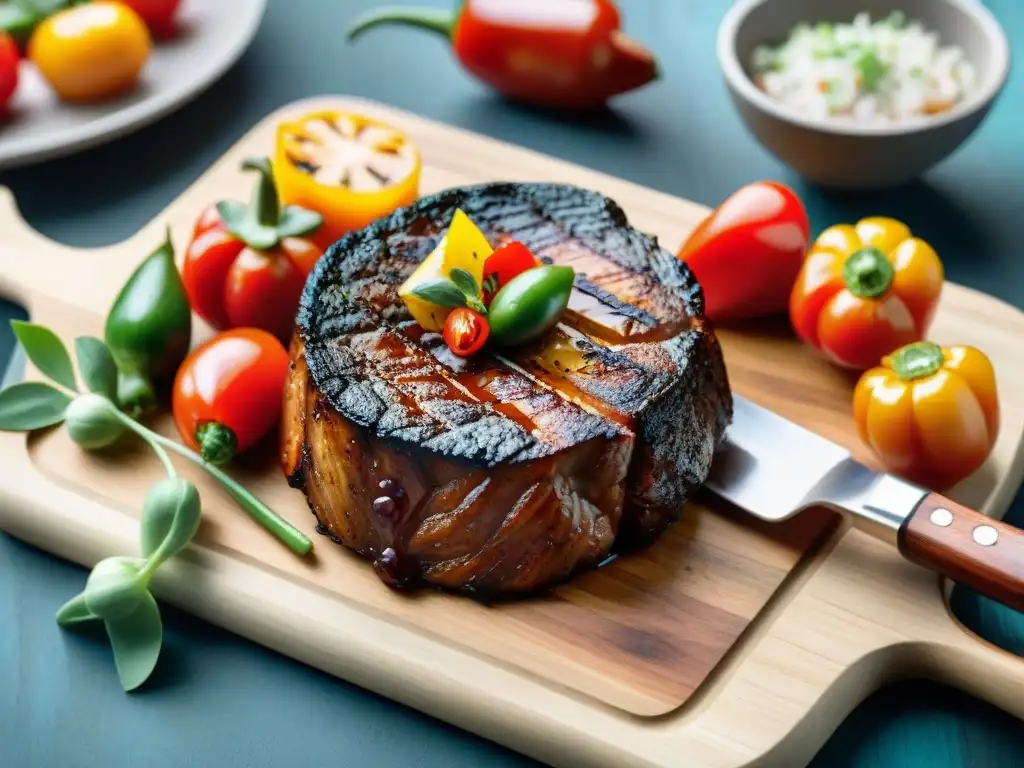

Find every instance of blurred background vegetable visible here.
[345,0,659,110]
[28,2,152,103]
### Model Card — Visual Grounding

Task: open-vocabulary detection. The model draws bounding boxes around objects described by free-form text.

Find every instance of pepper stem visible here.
[843,247,895,299]
[345,6,455,41]
[241,157,281,228]
[196,422,238,466]
[889,341,945,381]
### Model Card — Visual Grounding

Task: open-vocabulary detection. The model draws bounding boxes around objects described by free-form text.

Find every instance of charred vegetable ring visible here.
[274,110,421,249]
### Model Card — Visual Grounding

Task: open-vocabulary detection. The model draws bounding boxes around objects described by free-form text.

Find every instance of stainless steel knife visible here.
[706,394,1024,611]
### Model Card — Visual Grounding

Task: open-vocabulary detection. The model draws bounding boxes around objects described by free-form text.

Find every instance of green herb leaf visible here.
[856,49,887,93]
[0,381,71,431]
[0,3,39,44]
[449,268,480,299]
[217,200,278,251]
[105,591,163,692]
[277,206,324,238]
[141,477,202,563]
[410,279,468,309]
[56,592,97,627]
[75,337,119,401]
[11,320,78,391]
[83,557,148,621]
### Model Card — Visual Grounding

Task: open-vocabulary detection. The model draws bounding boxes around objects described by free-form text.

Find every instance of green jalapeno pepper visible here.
[104,228,192,414]
[487,265,575,347]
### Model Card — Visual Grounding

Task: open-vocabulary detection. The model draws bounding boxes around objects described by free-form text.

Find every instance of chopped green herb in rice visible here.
[751,12,975,123]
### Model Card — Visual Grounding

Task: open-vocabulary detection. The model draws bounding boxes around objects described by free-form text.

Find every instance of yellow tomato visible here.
[29,2,151,103]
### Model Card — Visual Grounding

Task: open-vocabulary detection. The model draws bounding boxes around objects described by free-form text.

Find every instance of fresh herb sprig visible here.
[410,267,488,314]
[0,320,312,690]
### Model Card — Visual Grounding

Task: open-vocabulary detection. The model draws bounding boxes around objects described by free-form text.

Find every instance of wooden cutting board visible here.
[2,96,1024,768]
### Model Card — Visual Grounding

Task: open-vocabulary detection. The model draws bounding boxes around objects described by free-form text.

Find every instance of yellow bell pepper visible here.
[398,209,493,331]
[274,110,421,250]
[853,342,999,490]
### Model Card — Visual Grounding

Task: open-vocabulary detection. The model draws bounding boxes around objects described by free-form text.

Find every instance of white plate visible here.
[0,0,267,170]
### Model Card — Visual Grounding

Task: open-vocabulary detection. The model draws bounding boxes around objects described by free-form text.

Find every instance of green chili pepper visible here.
[487,265,575,347]
[104,227,192,415]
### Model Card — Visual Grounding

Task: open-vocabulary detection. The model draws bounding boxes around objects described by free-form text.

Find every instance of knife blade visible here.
[705,394,1024,612]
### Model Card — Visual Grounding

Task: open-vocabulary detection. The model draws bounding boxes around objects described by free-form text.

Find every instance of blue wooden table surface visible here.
[2,1,1023,765]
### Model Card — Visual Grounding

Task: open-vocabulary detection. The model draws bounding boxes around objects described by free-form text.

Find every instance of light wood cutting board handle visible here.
[0,185,121,314]
[901,492,1024,612]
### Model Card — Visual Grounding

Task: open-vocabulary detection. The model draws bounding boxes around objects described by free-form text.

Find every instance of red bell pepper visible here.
[345,0,659,110]
[181,157,324,343]
[677,181,811,321]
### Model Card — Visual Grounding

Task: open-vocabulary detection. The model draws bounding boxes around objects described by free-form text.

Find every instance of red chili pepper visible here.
[181,157,323,343]
[345,0,659,110]
[443,308,490,357]
[482,241,539,305]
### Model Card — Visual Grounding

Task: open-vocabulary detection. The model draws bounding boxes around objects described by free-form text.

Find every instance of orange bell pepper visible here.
[790,217,944,370]
[853,342,999,491]
[273,110,421,250]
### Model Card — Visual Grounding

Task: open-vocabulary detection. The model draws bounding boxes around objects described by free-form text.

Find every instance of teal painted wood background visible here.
[1,1,1023,765]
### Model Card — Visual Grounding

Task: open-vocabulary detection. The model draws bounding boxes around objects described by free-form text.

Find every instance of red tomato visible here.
[443,308,490,357]
[117,0,182,39]
[482,241,538,305]
[172,328,290,464]
[677,181,810,321]
[183,203,322,342]
[0,33,20,113]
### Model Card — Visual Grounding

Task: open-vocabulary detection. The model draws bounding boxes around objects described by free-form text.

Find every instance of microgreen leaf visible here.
[11,320,78,391]
[277,206,323,238]
[141,478,202,563]
[56,592,96,627]
[83,557,148,621]
[75,337,118,401]
[105,591,162,692]
[0,381,71,431]
[410,279,468,309]
[449,268,480,299]
[216,201,278,251]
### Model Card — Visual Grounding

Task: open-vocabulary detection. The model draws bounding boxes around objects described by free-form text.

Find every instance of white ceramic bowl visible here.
[717,0,1011,189]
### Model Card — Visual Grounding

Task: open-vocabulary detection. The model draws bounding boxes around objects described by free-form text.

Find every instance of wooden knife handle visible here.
[899,492,1024,612]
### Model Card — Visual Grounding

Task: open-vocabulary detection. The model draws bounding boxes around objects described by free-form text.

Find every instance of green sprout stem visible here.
[110,408,313,557]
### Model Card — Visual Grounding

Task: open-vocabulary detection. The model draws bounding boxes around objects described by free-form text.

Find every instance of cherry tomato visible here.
[677,181,810,321]
[116,0,183,39]
[172,328,290,465]
[482,241,539,305]
[0,33,19,113]
[29,3,151,103]
[443,308,490,357]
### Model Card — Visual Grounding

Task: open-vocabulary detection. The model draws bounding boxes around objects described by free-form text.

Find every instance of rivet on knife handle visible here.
[898,493,1024,612]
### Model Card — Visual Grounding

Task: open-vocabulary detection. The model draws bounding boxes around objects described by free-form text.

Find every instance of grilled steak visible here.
[282,182,732,597]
